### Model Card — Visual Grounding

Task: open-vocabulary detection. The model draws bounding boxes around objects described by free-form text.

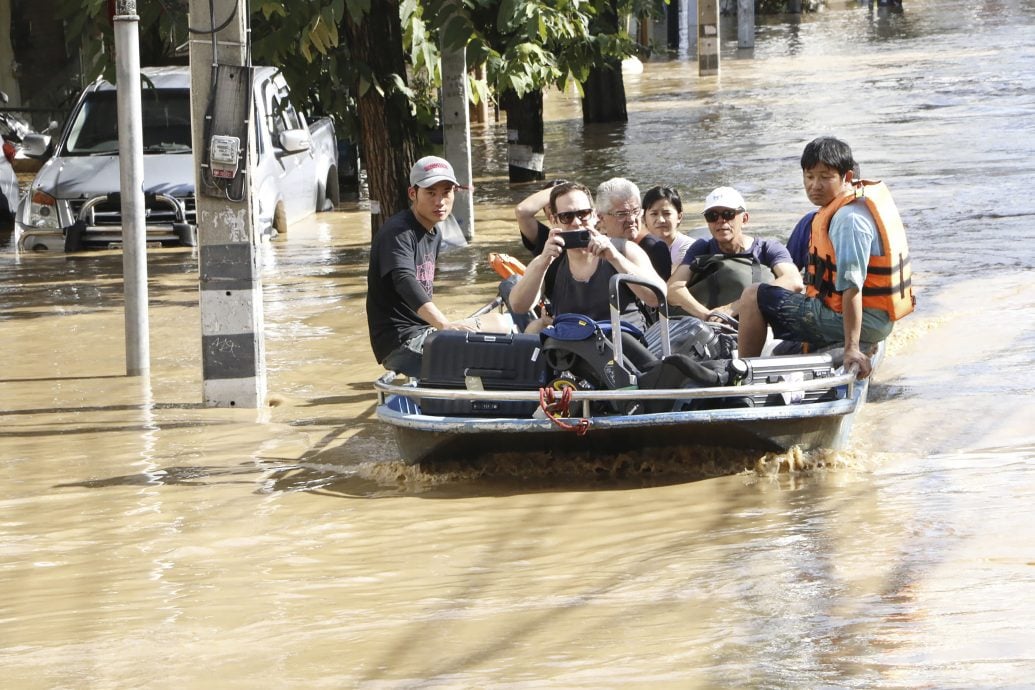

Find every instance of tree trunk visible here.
[0,0,18,100]
[667,0,680,51]
[581,0,628,124]
[581,59,628,124]
[500,89,545,183]
[344,0,420,236]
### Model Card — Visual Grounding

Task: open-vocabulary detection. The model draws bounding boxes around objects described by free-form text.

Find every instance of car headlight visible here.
[27,190,60,229]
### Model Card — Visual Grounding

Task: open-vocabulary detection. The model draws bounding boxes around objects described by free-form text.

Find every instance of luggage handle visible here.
[608,274,670,367]
[464,367,514,378]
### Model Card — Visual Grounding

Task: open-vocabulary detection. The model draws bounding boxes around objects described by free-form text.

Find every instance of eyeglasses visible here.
[606,208,642,220]
[555,208,594,225]
[703,208,742,223]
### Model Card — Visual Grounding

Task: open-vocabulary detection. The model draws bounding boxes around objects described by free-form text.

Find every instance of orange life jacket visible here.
[489,252,526,279]
[804,180,915,321]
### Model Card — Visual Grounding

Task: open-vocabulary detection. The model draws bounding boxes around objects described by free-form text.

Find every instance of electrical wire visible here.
[186,0,237,35]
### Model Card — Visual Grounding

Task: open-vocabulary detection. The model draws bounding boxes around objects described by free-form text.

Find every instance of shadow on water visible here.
[333,466,946,688]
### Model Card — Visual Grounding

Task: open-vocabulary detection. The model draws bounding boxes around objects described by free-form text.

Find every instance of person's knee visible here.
[383,351,422,377]
[739,284,763,318]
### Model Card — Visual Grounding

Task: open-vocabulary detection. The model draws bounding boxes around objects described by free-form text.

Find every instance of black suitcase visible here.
[419,331,549,416]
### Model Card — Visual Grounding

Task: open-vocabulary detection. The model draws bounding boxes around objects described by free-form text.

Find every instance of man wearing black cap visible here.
[366,156,507,376]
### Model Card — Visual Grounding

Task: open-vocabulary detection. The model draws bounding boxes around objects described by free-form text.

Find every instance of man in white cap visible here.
[366,155,507,375]
[666,186,801,322]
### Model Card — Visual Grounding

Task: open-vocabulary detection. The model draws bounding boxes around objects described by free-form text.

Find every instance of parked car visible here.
[1,143,18,231]
[1,90,23,230]
[1,147,19,234]
[15,66,338,251]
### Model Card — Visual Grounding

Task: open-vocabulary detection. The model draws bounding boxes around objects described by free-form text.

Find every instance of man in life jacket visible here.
[785,163,861,271]
[737,137,915,379]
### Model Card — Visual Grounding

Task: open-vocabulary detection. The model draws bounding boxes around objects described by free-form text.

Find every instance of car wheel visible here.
[0,191,12,231]
[273,203,288,237]
[64,220,86,252]
[320,168,340,212]
[174,222,197,247]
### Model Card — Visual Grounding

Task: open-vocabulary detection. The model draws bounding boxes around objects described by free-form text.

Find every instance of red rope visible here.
[539,387,590,436]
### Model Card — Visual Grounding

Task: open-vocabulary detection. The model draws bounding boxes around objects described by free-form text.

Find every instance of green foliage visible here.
[416,0,624,99]
[54,0,641,140]
[401,0,443,131]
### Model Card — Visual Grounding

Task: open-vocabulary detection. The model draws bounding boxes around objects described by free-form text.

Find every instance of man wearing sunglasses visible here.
[367,155,509,376]
[508,181,664,333]
[596,178,673,280]
[514,178,568,257]
[666,186,801,322]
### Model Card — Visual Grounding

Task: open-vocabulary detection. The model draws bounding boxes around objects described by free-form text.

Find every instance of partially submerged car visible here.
[1,90,23,230]
[1,141,17,231]
[16,66,338,251]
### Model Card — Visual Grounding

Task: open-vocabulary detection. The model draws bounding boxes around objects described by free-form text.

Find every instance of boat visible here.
[374,274,883,465]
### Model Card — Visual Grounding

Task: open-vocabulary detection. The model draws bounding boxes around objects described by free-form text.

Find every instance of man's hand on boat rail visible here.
[843,346,872,380]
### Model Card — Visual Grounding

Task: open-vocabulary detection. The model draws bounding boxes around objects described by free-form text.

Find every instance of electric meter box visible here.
[209,135,240,180]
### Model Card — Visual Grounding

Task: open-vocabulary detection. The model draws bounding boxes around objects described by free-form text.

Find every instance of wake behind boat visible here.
[374,274,883,465]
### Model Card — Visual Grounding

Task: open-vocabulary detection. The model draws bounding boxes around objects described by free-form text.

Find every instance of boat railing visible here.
[375,367,859,418]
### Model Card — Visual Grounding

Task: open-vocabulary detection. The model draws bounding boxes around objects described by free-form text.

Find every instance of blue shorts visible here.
[755,284,893,350]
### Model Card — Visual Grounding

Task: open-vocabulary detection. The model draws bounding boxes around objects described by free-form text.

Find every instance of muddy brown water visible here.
[3,1,1035,687]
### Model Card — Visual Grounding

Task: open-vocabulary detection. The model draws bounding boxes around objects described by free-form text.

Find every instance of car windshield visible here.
[64,88,192,155]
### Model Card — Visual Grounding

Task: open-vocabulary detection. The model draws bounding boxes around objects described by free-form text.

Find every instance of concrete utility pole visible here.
[188,0,267,408]
[441,45,475,241]
[679,0,698,60]
[737,0,755,49]
[112,0,150,377]
[698,0,720,76]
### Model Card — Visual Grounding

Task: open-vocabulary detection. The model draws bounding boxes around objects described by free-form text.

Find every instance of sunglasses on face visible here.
[555,208,594,224]
[703,208,742,223]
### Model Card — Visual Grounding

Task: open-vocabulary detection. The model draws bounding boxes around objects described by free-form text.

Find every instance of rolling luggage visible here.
[418,331,549,416]
[741,352,843,406]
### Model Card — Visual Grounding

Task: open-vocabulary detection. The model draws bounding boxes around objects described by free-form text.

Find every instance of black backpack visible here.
[635,354,737,413]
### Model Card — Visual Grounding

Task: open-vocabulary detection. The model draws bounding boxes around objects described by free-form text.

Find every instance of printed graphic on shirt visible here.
[416,258,435,296]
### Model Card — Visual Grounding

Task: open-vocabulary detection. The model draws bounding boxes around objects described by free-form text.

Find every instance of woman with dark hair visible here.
[642,185,693,267]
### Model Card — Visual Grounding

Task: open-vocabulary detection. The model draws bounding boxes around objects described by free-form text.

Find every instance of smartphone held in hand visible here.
[558,230,591,249]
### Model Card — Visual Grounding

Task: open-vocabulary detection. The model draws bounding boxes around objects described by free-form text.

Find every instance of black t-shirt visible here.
[366,209,441,363]
[521,219,551,257]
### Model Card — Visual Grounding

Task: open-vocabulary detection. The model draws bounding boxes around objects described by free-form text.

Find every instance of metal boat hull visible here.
[377,380,867,465]
[373,276,882,466]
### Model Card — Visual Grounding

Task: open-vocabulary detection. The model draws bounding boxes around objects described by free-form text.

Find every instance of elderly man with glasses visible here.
[666,186,802,323]
[508,181,664,333]
[595,177,674,280]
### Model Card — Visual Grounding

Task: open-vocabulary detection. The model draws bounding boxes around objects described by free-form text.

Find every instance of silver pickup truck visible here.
[16,65,338,251]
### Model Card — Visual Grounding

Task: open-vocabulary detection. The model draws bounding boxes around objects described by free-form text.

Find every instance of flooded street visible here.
[3,0,1035,686]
